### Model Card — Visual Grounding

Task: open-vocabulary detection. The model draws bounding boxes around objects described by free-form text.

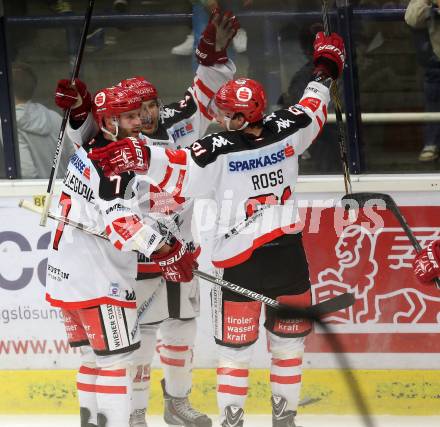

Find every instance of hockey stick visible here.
[194,269,354,319]
[20,199,355,319]
[341,192,440,289]
[39,0,95,227]
[321,0,352,195]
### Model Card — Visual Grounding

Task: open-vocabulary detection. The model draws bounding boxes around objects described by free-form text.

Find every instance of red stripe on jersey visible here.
[46,293,136,310]
[137,263,161,273]
[323,104,328,120]
[270,374,302,385]
[212,223,300,269]
[193,90,213,120]
[172,169,186,198]
[114,240,123,250]
[217,384,248,396]
[77,382,127,394]
[165,148,187,165]
[79,366,127,377]
[160,355,185,367]
[217,368,249,377]
[272,358,302,367]
[106,225,111,236]
[162,345,190,352]
[316,116,323,132]
[158,166,173,189]
[195,77,215,99]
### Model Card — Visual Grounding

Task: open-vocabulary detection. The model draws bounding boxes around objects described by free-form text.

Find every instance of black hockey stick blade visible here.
[194,269,355,320]
[341,192,392,210]
[277,292,355,320]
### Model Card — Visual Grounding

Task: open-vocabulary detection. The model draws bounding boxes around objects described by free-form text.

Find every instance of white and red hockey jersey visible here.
[145,81,330,268]
[65,61,236,278]
[46,133,167,310]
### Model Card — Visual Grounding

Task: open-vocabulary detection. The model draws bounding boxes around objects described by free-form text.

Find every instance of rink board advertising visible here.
[1,193,440,370]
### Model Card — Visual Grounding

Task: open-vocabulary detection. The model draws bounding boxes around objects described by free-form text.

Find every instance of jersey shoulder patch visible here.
[161,91,198,128]
[189,131,247,167]
[263,107,312,139]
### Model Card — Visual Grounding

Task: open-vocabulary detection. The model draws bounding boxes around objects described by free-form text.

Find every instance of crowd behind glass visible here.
[1,0,438,178]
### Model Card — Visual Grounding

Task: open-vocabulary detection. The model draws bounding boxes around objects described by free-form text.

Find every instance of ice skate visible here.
[271,395,300,427]
[129,408,148,427]
[221,405,244,427]
[161,379,212,426]
[79,407,97,427]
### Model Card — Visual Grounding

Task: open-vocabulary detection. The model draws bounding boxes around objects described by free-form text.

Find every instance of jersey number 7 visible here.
[53,192,72,250]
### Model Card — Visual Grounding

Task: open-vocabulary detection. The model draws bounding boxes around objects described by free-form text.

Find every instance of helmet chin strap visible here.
[224,116,249,131]
[101,117,119,141]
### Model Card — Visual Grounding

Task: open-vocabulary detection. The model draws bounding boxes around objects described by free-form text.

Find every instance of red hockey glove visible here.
[88,137,149,177]
[313,32,345,80]
[151,240,198,283]
[195,8,240,66]
[413,239,440,284]
[55,78,92,121]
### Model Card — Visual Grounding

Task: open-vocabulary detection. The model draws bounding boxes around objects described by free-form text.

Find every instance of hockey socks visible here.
[268,333,305,412]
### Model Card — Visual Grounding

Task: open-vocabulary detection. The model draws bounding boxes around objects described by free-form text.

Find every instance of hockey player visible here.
[46,85,197,427]
[54,9,239,427]
[413,239,440,284]
[88,31,346,427]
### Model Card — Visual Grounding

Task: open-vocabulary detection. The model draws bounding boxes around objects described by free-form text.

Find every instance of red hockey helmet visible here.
[93,86,143,139]
[93,86,142,122]
[119,76,158,102]
[213,78,267,124]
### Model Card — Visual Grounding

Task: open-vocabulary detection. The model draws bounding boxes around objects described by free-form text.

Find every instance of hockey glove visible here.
[195,8,240,66]
[313,32,345,80]
[413,239,440,284]
[151,239,198,283]
[88,137,149,177]
[55,78,92,121]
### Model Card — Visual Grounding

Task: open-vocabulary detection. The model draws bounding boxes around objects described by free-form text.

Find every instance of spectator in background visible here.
[12,63,73,179]
[113,0,129,13]
[171,0,248,70]
[405,0,440,162]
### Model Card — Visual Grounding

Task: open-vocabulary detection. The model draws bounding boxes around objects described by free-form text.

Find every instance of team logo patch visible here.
[83,167,90,180]
[284,144,295,157]
[236,87,252,102]
[109,282,121,297]
[94,92,106,107]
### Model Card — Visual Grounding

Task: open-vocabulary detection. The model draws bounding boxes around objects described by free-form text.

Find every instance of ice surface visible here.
[1,415,440,427]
